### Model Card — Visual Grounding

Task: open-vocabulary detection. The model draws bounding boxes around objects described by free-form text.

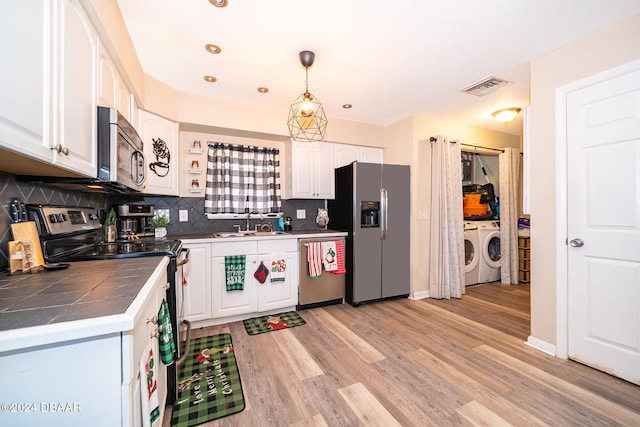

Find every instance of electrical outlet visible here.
[156,209,170,222]
[296,209,306,220]
[179,210,188,222]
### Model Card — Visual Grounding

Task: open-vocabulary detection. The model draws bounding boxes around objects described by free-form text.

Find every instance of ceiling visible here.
[116,0,640,137]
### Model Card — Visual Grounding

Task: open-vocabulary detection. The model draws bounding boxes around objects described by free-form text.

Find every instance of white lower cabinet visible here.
[182,239,299,325]
[182,242,213,322]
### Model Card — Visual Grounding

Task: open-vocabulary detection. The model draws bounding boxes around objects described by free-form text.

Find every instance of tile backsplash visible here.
[0,171,330,271]
[137,196,327,237]
[0,172,110,271]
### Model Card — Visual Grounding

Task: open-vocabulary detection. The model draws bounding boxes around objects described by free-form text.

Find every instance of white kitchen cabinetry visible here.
[182,242,213,322]
[98,42,117,109]
[122,261,168,427]
[138,110,180,195]
[54,0,98,176]
[0,0,97,177]
[285,140,335,199]
[334,143,384,168]
[211,239,298,320]
[0,1,54,164]
[0,259,168,427]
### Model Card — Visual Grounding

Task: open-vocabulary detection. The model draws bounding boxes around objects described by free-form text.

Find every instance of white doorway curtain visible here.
[428,136,465,299]
[499,147,521,284]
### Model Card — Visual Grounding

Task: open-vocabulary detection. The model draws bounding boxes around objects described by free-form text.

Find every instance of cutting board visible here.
[10,222,44,267]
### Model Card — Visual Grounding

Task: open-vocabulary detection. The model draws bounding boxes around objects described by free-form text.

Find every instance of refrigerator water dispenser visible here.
[360,201,379,227]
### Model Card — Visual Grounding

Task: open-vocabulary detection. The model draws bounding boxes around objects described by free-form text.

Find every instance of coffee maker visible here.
[116,204,154,239]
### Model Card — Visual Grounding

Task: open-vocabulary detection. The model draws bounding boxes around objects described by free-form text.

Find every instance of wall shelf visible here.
[188,188,203,194]
[189,148,203,154]
[188,168,202,175]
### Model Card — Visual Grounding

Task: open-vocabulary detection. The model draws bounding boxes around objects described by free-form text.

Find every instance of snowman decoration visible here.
[316,208,329,228]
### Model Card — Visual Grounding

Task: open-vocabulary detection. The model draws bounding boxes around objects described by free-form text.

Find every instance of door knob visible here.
[569,238,584,247]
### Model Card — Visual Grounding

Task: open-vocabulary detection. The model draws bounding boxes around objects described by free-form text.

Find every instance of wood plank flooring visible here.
[163,283,640,426]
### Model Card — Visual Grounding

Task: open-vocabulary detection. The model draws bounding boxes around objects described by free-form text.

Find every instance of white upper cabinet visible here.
[97,42,117,109]
[54,0,98,176]
[334,143,384,168]
[285,140,335,199]
[0,1,54,163]
[0,0,97,177]
[138,110,179,195]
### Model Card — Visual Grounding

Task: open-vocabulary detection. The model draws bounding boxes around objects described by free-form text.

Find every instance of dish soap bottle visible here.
[277,214,285,232]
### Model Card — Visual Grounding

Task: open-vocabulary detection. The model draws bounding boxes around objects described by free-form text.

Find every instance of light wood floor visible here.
[163,283,640,426]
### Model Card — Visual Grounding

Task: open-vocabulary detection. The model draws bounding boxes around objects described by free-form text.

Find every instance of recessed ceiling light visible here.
[205,44,221,54]
[342,104,353,109]
[257,87,269,93]
[203,75,217,83]
[209,0,228,7]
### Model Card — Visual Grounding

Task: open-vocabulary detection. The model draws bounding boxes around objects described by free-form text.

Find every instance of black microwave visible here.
[97,107,146,192]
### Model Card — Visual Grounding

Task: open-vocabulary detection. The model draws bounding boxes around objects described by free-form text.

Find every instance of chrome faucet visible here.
[246,211,263,231]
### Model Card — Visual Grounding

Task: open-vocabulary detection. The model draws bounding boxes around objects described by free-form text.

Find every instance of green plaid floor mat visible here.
[170,333,245,427]
[242,311,306,335]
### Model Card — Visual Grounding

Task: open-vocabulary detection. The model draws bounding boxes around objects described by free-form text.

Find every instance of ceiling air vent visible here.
[460,76,511,97]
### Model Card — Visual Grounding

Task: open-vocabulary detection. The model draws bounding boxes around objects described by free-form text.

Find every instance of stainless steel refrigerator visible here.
[328,162,410,305]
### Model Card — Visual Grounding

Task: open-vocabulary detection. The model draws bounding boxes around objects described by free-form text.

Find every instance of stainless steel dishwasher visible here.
[297,237,345,309]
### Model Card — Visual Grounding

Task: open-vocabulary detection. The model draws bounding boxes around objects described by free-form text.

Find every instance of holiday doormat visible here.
[242,311,307,335]
[170,333,245,427]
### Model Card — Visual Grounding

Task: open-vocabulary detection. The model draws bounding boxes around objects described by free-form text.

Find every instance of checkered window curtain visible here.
[204,142,282,214]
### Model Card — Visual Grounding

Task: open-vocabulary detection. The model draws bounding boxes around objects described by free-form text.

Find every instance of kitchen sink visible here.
[214,230,285,238]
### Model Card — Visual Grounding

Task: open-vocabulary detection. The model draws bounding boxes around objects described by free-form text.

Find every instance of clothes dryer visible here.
[463,222,480,286]
[477,221,501,283]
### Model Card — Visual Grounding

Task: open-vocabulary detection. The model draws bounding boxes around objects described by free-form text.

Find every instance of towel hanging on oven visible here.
[157,299,176,365]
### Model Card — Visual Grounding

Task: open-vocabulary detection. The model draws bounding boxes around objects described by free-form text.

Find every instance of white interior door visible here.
[566,66,640,384]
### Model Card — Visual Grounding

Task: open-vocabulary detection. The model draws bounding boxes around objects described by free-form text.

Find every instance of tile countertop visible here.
[0,257,168,353]
[173,229,348,242]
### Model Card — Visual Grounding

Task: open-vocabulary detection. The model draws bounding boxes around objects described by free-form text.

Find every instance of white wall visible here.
[529,12,640,345]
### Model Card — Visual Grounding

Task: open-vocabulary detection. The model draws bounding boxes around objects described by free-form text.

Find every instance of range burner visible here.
[76,239,181,259]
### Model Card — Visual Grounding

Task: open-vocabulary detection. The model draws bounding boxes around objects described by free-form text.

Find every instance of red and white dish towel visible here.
[308,240,346,278]
[140,341,160,427]
[334,240,347,274]
[321,241,338,272]
[307,242,323,278]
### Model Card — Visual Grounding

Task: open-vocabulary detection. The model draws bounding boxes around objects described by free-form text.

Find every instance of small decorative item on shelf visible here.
[191,179,199,188]
[191,160,199,169]
[104,208,117,242]
[150,215,170,239]
[190,140,203,154]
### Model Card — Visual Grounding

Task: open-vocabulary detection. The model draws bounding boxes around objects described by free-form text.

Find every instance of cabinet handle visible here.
[150,326,162,339]
[51,144,70,156]
[147,315,158,324]
[163,282,170,290]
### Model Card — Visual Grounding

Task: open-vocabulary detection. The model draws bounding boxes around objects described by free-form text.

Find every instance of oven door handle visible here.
[176,247,190,266]
[176,319,192,367]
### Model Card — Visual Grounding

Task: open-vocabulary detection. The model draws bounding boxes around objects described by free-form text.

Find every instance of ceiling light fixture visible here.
[203,75,217,83]
[287,50,327,141]
[492,107,521,125]
[209,0,228,7]
[205,43,221,54]
[342,104,353,109]
[257,87,269,93]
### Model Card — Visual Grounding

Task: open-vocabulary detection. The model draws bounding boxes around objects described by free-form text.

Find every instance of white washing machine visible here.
[463,222,480,286]
[477,221,501,283]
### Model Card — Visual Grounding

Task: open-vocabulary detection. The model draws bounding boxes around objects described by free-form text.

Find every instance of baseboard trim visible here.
[525,335,557,356]
[409,290,430,300]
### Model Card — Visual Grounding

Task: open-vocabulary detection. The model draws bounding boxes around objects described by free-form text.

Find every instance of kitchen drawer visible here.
[211,241,257,256]
[258,238,297,253]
